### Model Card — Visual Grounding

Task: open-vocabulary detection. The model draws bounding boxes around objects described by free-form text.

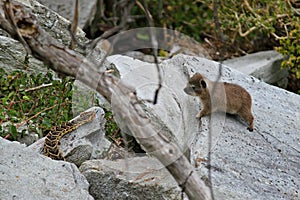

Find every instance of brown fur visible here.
[184,73,254,131]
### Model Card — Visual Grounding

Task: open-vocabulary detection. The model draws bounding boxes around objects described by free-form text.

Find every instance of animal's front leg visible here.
[196,108,210,119]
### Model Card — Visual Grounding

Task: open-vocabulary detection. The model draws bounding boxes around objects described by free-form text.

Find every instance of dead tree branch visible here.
[0,1,211,199]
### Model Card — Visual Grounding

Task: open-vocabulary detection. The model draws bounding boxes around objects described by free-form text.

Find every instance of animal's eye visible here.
[191,86,196,90]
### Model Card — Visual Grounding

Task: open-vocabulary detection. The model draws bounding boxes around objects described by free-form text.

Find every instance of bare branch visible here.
[16,104,58,129]
[241,0,289,40]
[24,83,53,92]
[136,0,162,104]
[234,12,257,37]
[208,1,226,199]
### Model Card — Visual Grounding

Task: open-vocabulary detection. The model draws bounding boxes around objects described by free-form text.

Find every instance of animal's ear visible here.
[200,80,207,88]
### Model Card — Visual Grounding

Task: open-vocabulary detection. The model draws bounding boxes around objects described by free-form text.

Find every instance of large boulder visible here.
[105,54,300,200]
[80,157,186,200]
[1,1,299,199]
[36,0,95,28]
[224,50,288,88]
[0,0,88,73]
[0,137,94,200]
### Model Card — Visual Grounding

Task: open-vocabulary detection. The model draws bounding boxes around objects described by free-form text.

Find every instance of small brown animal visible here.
[184,73,254,131]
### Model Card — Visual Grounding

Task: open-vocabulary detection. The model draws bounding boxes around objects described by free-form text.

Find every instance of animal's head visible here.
[183,73,207,96]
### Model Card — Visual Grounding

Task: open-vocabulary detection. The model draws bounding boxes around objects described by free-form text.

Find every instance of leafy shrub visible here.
[92,0,300,79]
[276,21,300,79]
[0,69,74,141]
[132,0,213,41]
[197,0,300,78]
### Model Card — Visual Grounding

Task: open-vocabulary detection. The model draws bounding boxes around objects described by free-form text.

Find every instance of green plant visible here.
[131,0,213,42]
[197,0,300,79]
[276,21,300,79]
[0,68,74,141]
[104,110,120,140]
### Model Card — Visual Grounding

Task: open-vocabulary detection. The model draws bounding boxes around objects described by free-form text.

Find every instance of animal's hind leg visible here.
[239,108,254,132]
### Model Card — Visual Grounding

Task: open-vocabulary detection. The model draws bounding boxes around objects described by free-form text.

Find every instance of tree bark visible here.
[0,1,211,199]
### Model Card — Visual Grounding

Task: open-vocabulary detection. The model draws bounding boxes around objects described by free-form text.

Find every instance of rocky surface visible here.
[0,0,88,73]
[176,55,299,200]
[107,54,300,200]
[80,157,187,200]
[1,1,299,199]
[107,55,197,159]
[0,137,94,200]
[224,50,288,88]
[0,35,45,73]
[36,0,95,28]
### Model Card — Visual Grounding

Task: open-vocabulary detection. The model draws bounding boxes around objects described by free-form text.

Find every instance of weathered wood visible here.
[0,1,211,199]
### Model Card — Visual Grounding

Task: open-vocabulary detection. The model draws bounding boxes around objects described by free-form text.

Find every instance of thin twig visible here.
[242,0,289,40]
[16,104,58,128]
[234,12,257,37]
[287,0,300,15]
[95,1,133,70]
[24,83,53,92]
[243,0,260,18]
[69,0,79,49]
[69,1,130,53]
[136,0,162,105]
[207,1,226,199]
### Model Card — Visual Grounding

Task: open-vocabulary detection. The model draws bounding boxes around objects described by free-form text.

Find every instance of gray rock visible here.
[26,0,88,45]
[107,55,195,160]
[36,0,95,28]
[124,51,163,63]
[0,35,46,73]
[1,1,298,199]
[79,157,187,200]
[62,107,111,164]
[16,124,39,145]
[107,54,300,200]
[28,107,111,166]
[224,50,288,88]
[0,137,94,200]
[0,0,88,73]
[172,55,299,200]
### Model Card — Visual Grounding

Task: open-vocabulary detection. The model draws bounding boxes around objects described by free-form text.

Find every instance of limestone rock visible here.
[0,35,45,73]
[1,1,299,199]
[79,157,187,200]
[107,54,300,200]
[0,0,88,73]
[36,0,95,28]
[0,137,94,200]
[61,107,110,165]
[26,0,87,45]
[224,50,288,88]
